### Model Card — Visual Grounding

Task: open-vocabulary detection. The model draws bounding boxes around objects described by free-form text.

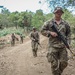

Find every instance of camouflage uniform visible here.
[30,28,39,57]
[41,18,71,75]
[11,33,16,46]
[20,34,23,43]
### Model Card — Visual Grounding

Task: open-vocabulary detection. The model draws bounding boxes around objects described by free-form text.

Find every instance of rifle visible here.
[51,22,75,56]
[32,36,42,48]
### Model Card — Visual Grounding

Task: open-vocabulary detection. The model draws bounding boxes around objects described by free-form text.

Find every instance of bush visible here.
[0,27,24,37]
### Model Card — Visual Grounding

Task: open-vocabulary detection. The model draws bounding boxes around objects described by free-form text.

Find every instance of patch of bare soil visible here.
[0,34,75,75]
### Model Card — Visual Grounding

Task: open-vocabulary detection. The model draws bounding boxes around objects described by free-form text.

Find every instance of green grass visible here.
[0,27,25,37]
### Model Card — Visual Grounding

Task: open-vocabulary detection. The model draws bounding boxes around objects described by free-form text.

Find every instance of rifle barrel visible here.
[51,23,75,56]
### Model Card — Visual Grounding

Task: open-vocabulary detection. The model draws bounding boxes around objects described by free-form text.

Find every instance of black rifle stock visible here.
[51,22,74,55]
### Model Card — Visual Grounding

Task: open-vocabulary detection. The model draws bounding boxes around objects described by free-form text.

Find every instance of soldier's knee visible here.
[61,61,68,67]
[46,53,55,63]
[51,62,58,69]
[32,49,35,51]
[35,48,38,50]
[60,61,68,71]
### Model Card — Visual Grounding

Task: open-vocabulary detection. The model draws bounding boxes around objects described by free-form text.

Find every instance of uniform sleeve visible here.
[37,32,40,41]
[29,32,34,40]
[41,21,51,37]
[65,23,71,44]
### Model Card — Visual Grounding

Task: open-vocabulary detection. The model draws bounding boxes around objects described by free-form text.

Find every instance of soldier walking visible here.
[11,33,16,46]
[41,7,71,75]
[20,34,24,43]
[30,27,40,57]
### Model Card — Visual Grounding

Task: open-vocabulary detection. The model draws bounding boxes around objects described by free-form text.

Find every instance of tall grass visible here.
[0,27,24,37]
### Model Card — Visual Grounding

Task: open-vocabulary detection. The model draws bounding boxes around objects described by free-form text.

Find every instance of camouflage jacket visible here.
[41,18,71,48]
[11,35,16,40]
[29,31,39,42]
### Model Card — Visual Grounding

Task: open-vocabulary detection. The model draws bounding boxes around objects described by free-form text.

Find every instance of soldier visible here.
[20,34,24,43]
[29,27,40,57]
[11,33,16,46]
[41,7,71,75]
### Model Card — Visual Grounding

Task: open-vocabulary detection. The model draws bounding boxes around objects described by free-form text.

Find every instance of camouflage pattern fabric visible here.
[20,34,23,43]
[41,18,71,75]
[30,31,39,57]
[31,41,38,57]
[47,47,68,75]
[11,34,16,46]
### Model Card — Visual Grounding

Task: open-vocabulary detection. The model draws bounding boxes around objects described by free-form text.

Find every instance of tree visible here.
[0,14,11,29]
[39,0,75,12]
[8,11,20,28]
[32,9,45,30]
[1,7,10,14]
[20,11,33,32]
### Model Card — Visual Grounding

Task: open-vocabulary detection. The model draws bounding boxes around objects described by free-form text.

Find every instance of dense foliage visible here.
[39,0,75,12]
[0,7,75,37]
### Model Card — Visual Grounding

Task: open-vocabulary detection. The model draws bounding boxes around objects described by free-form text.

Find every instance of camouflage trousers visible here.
[11,39,15,46]
[20,38,23,43]
[47,47,68,75]
[31,41,38,57]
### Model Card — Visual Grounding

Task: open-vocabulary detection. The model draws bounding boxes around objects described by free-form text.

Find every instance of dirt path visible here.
[0,34,75,75]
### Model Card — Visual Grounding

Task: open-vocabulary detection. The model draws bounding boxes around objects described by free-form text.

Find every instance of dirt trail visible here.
[0,34,75,75]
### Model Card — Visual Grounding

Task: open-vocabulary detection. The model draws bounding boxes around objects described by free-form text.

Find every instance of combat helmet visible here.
[32,27,36,30]
[54,7,64,13]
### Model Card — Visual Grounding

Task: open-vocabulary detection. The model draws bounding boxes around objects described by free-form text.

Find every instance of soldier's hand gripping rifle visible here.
[51,22,75,57]
[32,36,42,48]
